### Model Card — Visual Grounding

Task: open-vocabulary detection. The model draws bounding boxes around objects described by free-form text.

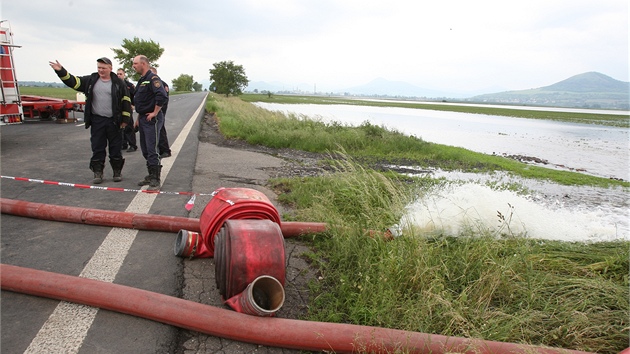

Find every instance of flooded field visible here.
[256,103,629,180]
[256,102,630,241]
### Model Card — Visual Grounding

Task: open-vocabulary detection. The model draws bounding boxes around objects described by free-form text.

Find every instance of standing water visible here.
[256,103,629,180]
[255,102,630,241]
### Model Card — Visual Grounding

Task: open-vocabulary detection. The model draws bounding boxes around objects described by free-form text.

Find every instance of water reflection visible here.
[255,102,630,181]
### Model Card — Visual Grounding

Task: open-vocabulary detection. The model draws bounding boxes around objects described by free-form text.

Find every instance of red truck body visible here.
[1,21,84,125]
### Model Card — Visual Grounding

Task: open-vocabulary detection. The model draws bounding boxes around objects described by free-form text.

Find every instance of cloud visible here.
[2,0,627,93]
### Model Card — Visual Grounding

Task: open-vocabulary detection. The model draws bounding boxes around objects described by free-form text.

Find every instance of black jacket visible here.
[134,70,168,115]
[124,79,135,103]
[54,67,132,129]
[161,81,169,114]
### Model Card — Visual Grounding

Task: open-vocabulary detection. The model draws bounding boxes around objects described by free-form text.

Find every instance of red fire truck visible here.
[1,21,83,125]
[0,20,22,124]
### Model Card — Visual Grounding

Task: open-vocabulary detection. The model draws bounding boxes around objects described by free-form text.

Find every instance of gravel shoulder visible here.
[178,113,322,353]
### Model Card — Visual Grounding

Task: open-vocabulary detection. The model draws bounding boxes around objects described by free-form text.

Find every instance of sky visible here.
[1,0,628,95]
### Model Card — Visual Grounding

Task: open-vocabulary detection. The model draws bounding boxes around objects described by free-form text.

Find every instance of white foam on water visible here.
[402,183,629,242]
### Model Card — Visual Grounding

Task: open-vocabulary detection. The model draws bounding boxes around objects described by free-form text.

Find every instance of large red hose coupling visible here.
[174,187,281,258]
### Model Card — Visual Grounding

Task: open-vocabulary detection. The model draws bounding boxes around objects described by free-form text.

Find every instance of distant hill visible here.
[543,72,628,92]
[471,72,630,110]
[244,72,630,110]
[247,78,482,98]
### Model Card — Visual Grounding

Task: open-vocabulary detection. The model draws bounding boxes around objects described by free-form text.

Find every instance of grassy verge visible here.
[272,162,628,353]
[207,93,628,353]
[241,93,630,128]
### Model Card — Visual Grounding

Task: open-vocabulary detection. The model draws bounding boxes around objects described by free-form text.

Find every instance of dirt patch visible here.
[198,113,331,179]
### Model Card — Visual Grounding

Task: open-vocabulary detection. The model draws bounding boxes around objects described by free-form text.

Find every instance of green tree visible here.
[209,61,249,96]
[111,37,164,81]
[192,82,203,92]
[172,74,194,92]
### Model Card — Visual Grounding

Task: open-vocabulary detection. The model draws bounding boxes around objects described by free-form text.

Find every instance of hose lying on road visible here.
[0,264,595,354]
[0,197,327,237]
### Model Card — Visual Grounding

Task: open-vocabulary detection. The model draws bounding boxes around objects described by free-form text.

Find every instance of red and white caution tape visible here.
[185,194,197,211]
[1,175,214,209]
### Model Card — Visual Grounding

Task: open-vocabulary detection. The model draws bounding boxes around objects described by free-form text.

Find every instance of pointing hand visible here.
[48,60,62,71]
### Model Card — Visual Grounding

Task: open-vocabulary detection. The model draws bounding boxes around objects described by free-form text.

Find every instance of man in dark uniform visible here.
[150,67,171,158]
[49,57,132,184]
[132,55,168,190]
[117,68,138,152]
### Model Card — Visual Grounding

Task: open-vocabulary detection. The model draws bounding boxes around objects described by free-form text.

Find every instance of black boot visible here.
[110,157,125,182]
[138,174,151,186]
[147,165,162,191]
[138,165,151,186]
[89,160,105,184]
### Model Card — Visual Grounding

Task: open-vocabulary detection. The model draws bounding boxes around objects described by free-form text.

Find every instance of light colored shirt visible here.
[92,78,113,117]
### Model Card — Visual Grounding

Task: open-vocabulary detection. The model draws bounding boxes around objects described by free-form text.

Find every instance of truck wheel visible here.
[39,110,51,120]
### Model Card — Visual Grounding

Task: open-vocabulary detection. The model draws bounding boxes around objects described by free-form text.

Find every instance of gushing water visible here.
[401,181,628,242]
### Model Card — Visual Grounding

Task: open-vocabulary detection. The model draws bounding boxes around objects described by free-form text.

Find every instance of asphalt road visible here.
[1,92,208,353]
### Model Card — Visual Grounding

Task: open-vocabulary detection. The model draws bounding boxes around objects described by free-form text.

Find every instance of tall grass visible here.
[271,157,629,353]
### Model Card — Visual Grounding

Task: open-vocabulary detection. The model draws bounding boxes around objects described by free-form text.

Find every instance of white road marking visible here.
[23,94,208,353]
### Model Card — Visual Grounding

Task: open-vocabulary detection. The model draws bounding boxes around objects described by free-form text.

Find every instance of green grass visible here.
[19,86,79,100]
[242,93,630,128]
[208,94,628,188]
[270,156,629,354]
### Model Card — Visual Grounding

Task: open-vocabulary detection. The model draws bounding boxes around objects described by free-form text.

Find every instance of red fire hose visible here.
[0,197,327,237]
[0,197,608,352]
[0,264,595,354]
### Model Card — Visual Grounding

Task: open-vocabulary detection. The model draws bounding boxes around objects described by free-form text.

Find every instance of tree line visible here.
[111,37,248,96]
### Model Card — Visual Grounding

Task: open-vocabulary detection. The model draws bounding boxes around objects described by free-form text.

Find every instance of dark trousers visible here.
[158,123,170,154]
[122,114,137,148]
[90,115,123,162]
[138,112,164,166]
